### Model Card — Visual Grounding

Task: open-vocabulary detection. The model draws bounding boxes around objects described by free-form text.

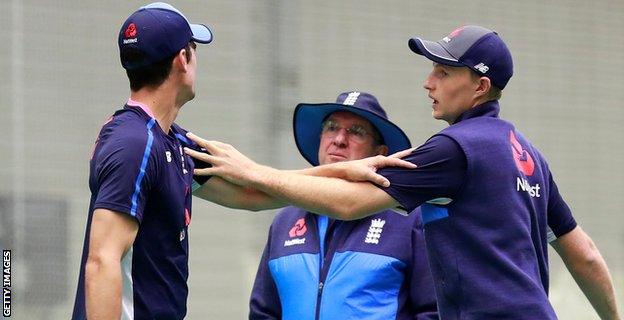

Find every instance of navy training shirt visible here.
[378,101,577,319]
[72,101,207,319]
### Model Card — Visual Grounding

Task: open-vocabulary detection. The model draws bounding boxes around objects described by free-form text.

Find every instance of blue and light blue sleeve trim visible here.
[130,118,156,217]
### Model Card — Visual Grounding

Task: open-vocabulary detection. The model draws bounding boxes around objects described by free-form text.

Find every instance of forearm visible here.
[566,250,619,319]
[85,256,122,319]
[293,163,345,178]
[251,165,395,220]
[553,227,621,319]
[193,177,287,211]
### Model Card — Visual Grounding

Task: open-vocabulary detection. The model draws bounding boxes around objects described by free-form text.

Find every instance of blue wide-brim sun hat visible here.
[293,91,412,166]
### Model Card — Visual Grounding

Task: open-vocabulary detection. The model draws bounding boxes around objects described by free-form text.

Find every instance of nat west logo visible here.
[364,218,386,244]
[285,218,307,247]
[288,218,307,237]
[509,130,534,176]
[284,238,305,247]
[125,23,137,38]
[442,26,465,43]
[342,92,361,106]
[510,130,540,197]
[123,23,138,44]
[517,177,540,198]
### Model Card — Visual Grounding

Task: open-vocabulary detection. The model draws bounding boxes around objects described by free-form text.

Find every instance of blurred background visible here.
[1,0,622,319]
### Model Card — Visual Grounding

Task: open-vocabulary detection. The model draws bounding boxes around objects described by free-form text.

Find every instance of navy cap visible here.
[293,91,412,166]
[118,2,213,70]
[409,25,513,89]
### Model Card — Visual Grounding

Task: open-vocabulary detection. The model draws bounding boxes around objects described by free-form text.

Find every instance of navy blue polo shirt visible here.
[378,101,576,319]
[72,101,205,319]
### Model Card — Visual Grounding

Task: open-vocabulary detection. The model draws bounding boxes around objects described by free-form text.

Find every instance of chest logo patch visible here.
[365,218,386,244]
[165,151,172,163]
[284,218,307,247]
[288,218,307,237]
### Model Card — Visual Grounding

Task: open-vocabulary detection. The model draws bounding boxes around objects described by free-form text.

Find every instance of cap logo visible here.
[124,23,137,38]
[342,92,361,106]
[123,23,138,44]
[474,62,489,73]
[442,26,465,43]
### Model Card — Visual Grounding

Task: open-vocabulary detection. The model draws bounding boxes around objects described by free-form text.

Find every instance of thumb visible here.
[390,147,416,159]
[367,171,390,187]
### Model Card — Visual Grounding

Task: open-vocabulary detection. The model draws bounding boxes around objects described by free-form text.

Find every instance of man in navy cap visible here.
[72,4,414,318]
[249,92,438,319]
[186,26,620,319]
[71,3,214,319]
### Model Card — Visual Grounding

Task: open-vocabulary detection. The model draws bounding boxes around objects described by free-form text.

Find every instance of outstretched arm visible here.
[246,164,399,220]
[551,226,620,320]
[192,150,413,212]
[193,176,287,211]
[184,133,411,220]
[292,146,416,186]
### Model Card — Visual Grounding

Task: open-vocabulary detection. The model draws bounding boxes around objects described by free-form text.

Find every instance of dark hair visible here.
[123,43,193,91]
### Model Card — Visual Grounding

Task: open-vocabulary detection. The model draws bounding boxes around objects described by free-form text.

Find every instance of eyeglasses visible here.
[321,119,381,144]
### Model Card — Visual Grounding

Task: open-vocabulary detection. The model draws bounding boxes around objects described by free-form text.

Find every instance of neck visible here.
[470,96,491,109]
[129,82,187,133]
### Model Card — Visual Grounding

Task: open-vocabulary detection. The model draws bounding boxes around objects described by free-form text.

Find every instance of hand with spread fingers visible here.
[185,132,417,188]
[184,132,261,187]
[321,150,416,187]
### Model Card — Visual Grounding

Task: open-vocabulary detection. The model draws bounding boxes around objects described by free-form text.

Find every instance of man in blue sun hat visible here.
[71,3,214,319]
[249,91,438,319]
[185,25,620,319]
[70,3,416,319]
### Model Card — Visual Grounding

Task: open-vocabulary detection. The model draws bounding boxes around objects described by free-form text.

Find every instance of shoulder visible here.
[100,109,155,140]
[95,110,159,162]
[406,134,465,164]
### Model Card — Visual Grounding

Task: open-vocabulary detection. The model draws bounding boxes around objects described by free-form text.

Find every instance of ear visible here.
[173,49,190,73]
[474,76,491,99]
[376,144,389,156]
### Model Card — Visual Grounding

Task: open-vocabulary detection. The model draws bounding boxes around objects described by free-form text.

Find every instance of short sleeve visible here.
[546,172,577,239]
[377,135,467,212]
[93,127,157,223]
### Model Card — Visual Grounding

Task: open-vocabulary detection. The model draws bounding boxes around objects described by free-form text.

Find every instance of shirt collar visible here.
[126,98,156,119]
[453,100,500,124]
